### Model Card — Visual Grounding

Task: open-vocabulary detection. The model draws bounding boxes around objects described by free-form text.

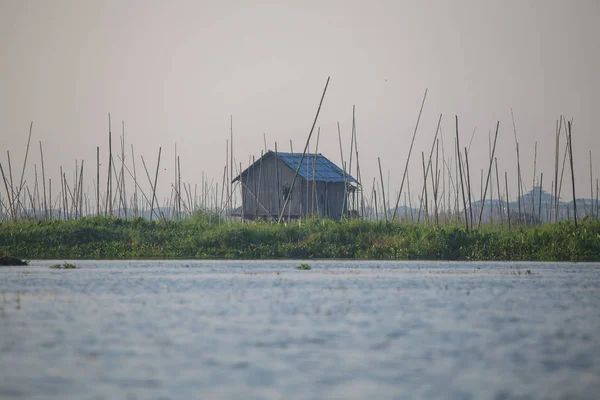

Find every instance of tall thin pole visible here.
[532,142,537,218]
[39,141,48,219]
[96,147,100,216]
[337,122,348,217]
[421,152,429,225]
[554,119,561,222]
[278,77,330,223]
[557,116,570,216]
[538,173,543,223]
[477,121,499,227]
[378,157,388,222]
[7,151,17,216]
[505,171,511,230]
[16,122,33,206]
[121,122,127,218]
[567,121,577,227]
[178,156,182,219]
[511,109,523,224]
[0,162,14,220]
[495,158,503,224]
[464,148,473,228]
[456,117,469,231]
[391,89,428,222]
[131,144,139,217]
[230,115,234,219]
[590,150,594,218]
[105,113,112,216]
[152,148,163,221]
[275,142,281,218]
[312,128,320,219]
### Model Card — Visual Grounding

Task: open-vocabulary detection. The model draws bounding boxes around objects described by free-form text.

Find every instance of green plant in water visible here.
[296,263,312,270]
[50,262,77,269]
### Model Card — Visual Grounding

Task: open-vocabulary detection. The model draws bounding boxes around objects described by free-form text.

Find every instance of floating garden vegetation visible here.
[0,215,599,261]
[50,262,77,269]
[296,263,312,270]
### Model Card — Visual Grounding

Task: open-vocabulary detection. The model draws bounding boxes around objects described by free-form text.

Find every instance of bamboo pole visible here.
[39,142,48,219]
[60,167,66,219]
[596,178,600,219]
[116,153,153,213]
[416,114,442,222]
[477,121,499,227]
[391,89,428,222]
[178,156,182,219]
[406,172,414,223]
[275,142,281,218]
[257,152,264,219]
[538,173,543,223]
[121,122,127,218]
[357,155,365,218]
[557,117,570,216]
[240,162,244,221]
[373,185,378,221]
[464,148,473,228]
[48,178,52,219]
[505,171,511,230]
[0,162,14,220]
[131,144,139,218]
[79,161,85,217]
[33,164,40,214]
[337,122,348,218]
[554,118,561,222]
[312,128,321,219]
[456,117,469,231]
[27,187,36,220]
[434,139,440,226]
[378,157,388,221]
[495,158,503,225]
[105,113,112,216]
[278,77,330,223]
[567,121,577,226]
[15,122,33,210]
[590,150,594,218]
[421,152,429,225]
[141,150,163,221]
[511,109,523,224]
[7,151,19,216]
[96,147,100,216]
[220,165,227,217]
[230,115,234,219]
[531,142,537,218]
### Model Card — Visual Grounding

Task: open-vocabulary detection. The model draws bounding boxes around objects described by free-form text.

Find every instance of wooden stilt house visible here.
[232,151,358,220]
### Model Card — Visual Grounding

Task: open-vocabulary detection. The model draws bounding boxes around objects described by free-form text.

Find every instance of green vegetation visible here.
[296,263,312,270]
[0,213,599,261]
[50,262,77,269]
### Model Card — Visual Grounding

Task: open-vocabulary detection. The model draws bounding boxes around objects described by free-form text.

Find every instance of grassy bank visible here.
[1,215,599,261]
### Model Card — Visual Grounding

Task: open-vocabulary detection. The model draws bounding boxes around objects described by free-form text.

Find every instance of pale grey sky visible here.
[1,0,599,207]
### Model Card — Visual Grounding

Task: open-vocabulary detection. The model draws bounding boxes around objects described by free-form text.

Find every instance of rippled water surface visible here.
[1,260,600,400]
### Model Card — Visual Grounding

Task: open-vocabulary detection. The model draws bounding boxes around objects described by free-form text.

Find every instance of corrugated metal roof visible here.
[275,152,357,184]
[232,151,357,184]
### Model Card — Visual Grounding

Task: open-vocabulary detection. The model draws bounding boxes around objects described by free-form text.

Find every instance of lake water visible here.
[1,260,599,400]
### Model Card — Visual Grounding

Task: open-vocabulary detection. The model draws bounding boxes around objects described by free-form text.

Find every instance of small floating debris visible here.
[50,262,77,269]
[296,263,312,270]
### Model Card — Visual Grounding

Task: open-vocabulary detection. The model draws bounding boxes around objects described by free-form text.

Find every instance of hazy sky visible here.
[1,0,599,207]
